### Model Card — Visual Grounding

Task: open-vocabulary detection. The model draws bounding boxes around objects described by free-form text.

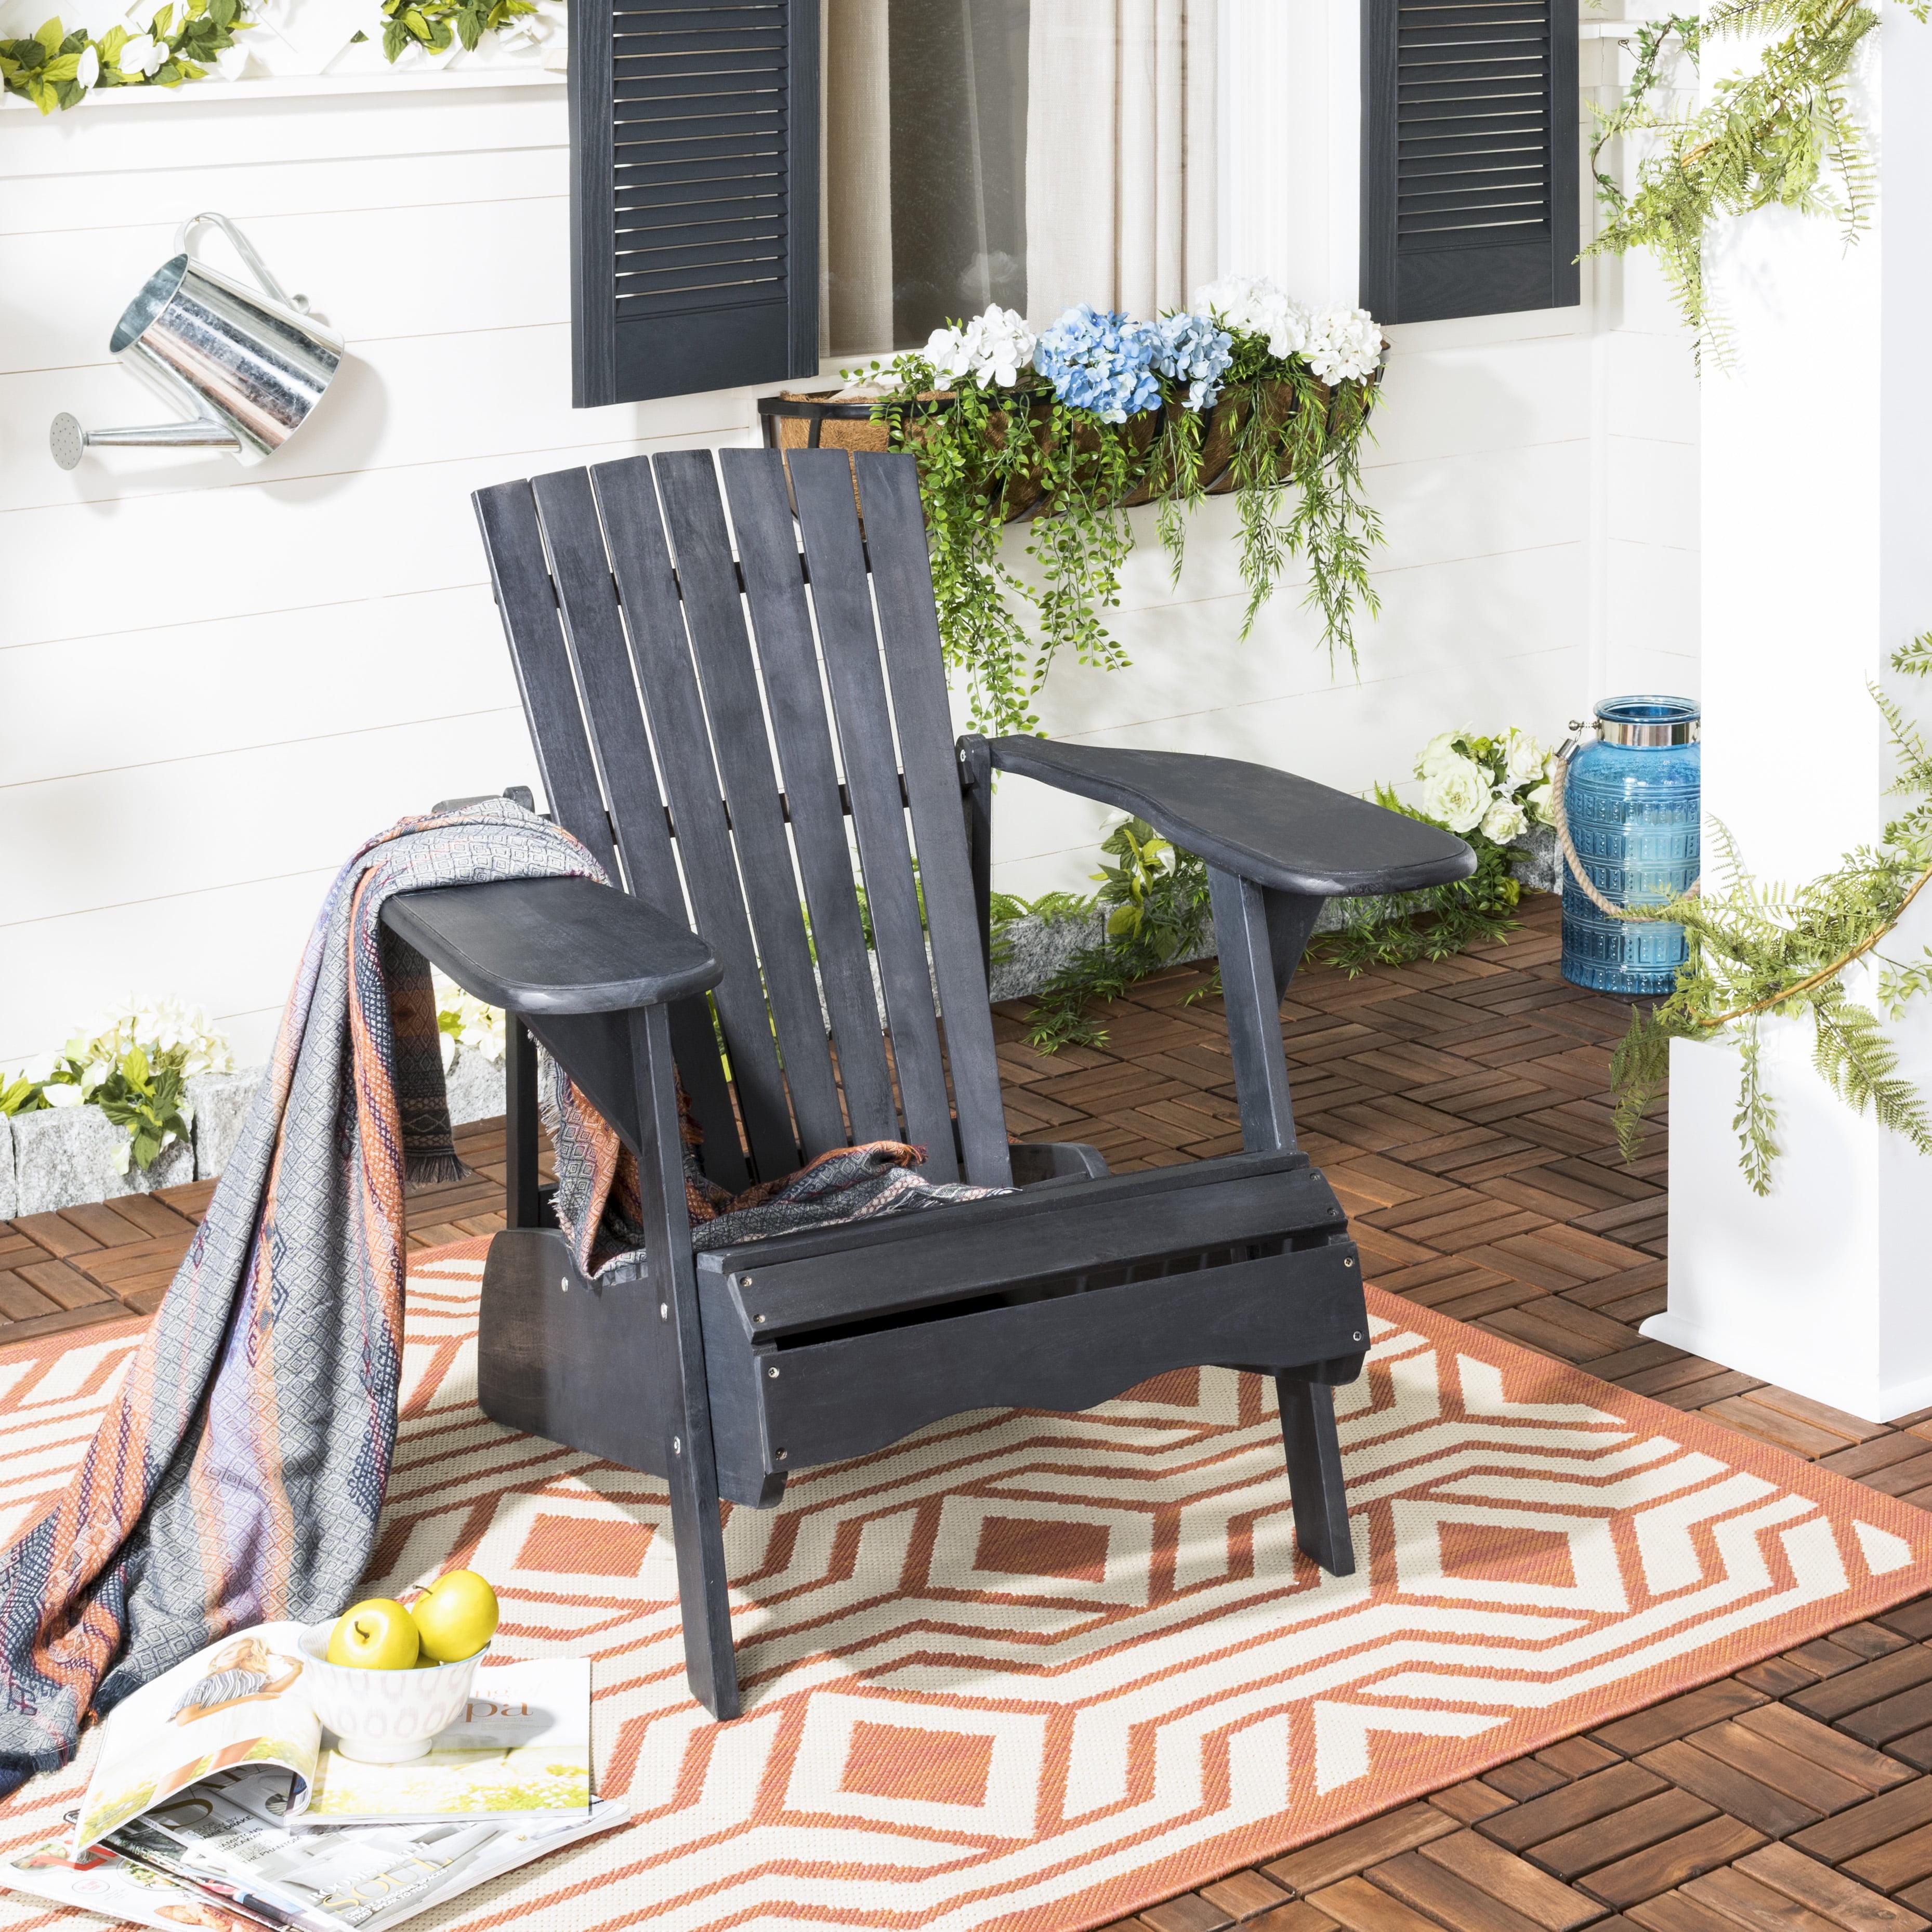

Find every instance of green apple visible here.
[410,1569,499,1663]
[327,1598,420,1670]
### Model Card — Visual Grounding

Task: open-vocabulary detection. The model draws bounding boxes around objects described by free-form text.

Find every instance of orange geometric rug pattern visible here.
[0,1238,1927,1932]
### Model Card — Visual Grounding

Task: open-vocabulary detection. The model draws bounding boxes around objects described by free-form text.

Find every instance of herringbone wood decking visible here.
[7,893,1932,1932]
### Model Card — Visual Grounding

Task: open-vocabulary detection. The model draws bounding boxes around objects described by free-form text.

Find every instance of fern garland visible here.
[1586,0,1913,356]
[1610,637,1932,1191]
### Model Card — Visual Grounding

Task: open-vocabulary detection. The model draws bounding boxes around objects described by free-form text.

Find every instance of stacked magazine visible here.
[3,1621,625,1932]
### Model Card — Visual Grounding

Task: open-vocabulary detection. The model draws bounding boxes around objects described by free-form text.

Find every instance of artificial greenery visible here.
[1002,818,1216,1053]
[2,0,249,112]
[1586,0,1915,356]
[860,316,1383,739]
[1610,636,1932,1193]
[1,0,535,111]
[0,1074,46,1118]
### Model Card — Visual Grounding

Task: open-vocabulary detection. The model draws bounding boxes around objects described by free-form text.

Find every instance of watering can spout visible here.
[49,413,241,471]
[51,212,340,471]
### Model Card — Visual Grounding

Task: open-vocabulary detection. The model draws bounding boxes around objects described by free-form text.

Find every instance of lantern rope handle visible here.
[1547,733,1700,923]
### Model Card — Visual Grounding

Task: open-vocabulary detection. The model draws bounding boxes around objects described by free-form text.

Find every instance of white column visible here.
[1647,1,1932,1421]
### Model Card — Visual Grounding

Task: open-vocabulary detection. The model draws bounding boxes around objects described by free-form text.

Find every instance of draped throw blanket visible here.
[0,800,1004,1800]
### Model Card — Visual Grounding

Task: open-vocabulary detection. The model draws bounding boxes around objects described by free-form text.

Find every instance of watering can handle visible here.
[174,212,312,315]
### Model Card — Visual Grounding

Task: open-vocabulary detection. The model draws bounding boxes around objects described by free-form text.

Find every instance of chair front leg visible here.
[1206,869,1324,1152]
[628,1002,741,1720]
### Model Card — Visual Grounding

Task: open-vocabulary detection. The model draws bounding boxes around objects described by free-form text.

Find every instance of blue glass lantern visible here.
[1559,695,1701,996]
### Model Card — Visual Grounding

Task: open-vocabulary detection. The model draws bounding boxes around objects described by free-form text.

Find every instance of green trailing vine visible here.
[1610,636,1932,1193]
[1586,0,1918,356]
[852,287,1386,738]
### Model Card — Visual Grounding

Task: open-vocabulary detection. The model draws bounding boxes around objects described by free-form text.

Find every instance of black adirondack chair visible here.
[385,448,1474,1720]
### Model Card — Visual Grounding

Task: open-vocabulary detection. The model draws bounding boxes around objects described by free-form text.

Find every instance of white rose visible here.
[1526,781,1555,826]
[117,31,165,74]
[1501,727,1547,790]
[75,42,99,86]
[1421,755,1491,834]
[1414,728,1471,781]
[1481,796,1528,843]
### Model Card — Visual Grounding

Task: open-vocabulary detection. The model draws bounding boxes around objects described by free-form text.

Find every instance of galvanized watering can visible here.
[50,212,343,470]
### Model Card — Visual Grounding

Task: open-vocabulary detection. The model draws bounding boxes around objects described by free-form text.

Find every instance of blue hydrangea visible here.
[1032,305,1163,422]
[1152,310,1234,410]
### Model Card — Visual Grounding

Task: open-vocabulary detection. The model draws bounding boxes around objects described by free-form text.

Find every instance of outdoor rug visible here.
[2,1239,1929,1932]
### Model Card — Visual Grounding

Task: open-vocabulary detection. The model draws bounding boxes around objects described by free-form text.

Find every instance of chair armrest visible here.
[984,738,1476,898]
[383,876,720,1016]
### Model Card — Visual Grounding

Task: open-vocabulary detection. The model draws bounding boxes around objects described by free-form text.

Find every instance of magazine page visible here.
[1,1838,266,1932]
[101,1783,507,1932]
[360,1800,629,1932]
[300,1661,591,1825]
[74,1623,320,1854]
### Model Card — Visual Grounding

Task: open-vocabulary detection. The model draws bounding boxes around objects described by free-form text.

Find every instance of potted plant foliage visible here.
[760,278,1388,737]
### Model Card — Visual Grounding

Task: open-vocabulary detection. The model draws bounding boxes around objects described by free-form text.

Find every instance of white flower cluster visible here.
[41,996,234,1110]
[916,306,1037,390]
[1304,305,1384,385]
[1191,275,1309,361]
[435,971,508,1068]
[1415,726,1558,842]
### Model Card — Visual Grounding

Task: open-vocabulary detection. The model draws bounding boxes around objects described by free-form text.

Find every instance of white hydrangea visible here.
[60,998,234,1086]
[1303,305,1384,385]
[1481,795,1529,843]
[920,305,1036,390]
[1191,275,1308,361]
[434,971,507,1067]
[1421,755,1491,835]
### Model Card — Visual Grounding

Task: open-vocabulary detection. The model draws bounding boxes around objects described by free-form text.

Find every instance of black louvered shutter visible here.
[1359,0,1578,323]
[570,0,819,406]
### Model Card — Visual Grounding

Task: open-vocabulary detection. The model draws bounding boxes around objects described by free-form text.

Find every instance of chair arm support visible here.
[981,737,1476,899]
[382,876,721,1016]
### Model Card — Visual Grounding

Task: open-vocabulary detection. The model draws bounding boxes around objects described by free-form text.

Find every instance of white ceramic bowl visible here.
[298,1624,487,1763]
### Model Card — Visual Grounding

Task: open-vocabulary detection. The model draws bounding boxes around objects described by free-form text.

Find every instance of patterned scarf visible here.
[0,799,1003,1799]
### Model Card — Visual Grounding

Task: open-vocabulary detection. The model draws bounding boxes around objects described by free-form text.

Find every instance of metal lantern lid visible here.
[1585,695,1701,747]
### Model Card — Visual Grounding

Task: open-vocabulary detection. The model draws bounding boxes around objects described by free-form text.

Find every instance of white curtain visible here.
[1024,0,1217,327]
[825,0,895,356]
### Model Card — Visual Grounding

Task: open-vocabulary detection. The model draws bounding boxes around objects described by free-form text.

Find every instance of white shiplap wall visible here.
[0,19,1699,1074]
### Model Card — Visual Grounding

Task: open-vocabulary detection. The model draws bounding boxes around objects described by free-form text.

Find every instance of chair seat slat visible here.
[591,455,798,1178]
[786,450,958,1178]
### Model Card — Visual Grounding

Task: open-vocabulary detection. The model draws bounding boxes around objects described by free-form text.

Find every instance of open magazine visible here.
[70,1624,592,1848]
[3,1798,624,1932]
[4,1623,624,1932]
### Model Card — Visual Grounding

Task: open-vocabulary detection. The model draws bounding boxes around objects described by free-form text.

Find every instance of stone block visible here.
[444,1046,506,1125]
[188,1067,266,1181]
[0,1119,16,1223]
[11,1105,194,1217]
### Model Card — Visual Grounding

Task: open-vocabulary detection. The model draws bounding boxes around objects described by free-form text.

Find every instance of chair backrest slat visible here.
[475,448,1009,1188]
[475,483,620,880]
[527,467,747,1190]
[588,456,799,1179]
[787,452,958,1176]
[719,452,901,1146]
[651,452,851,1161]
[855,454,1013,1189]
